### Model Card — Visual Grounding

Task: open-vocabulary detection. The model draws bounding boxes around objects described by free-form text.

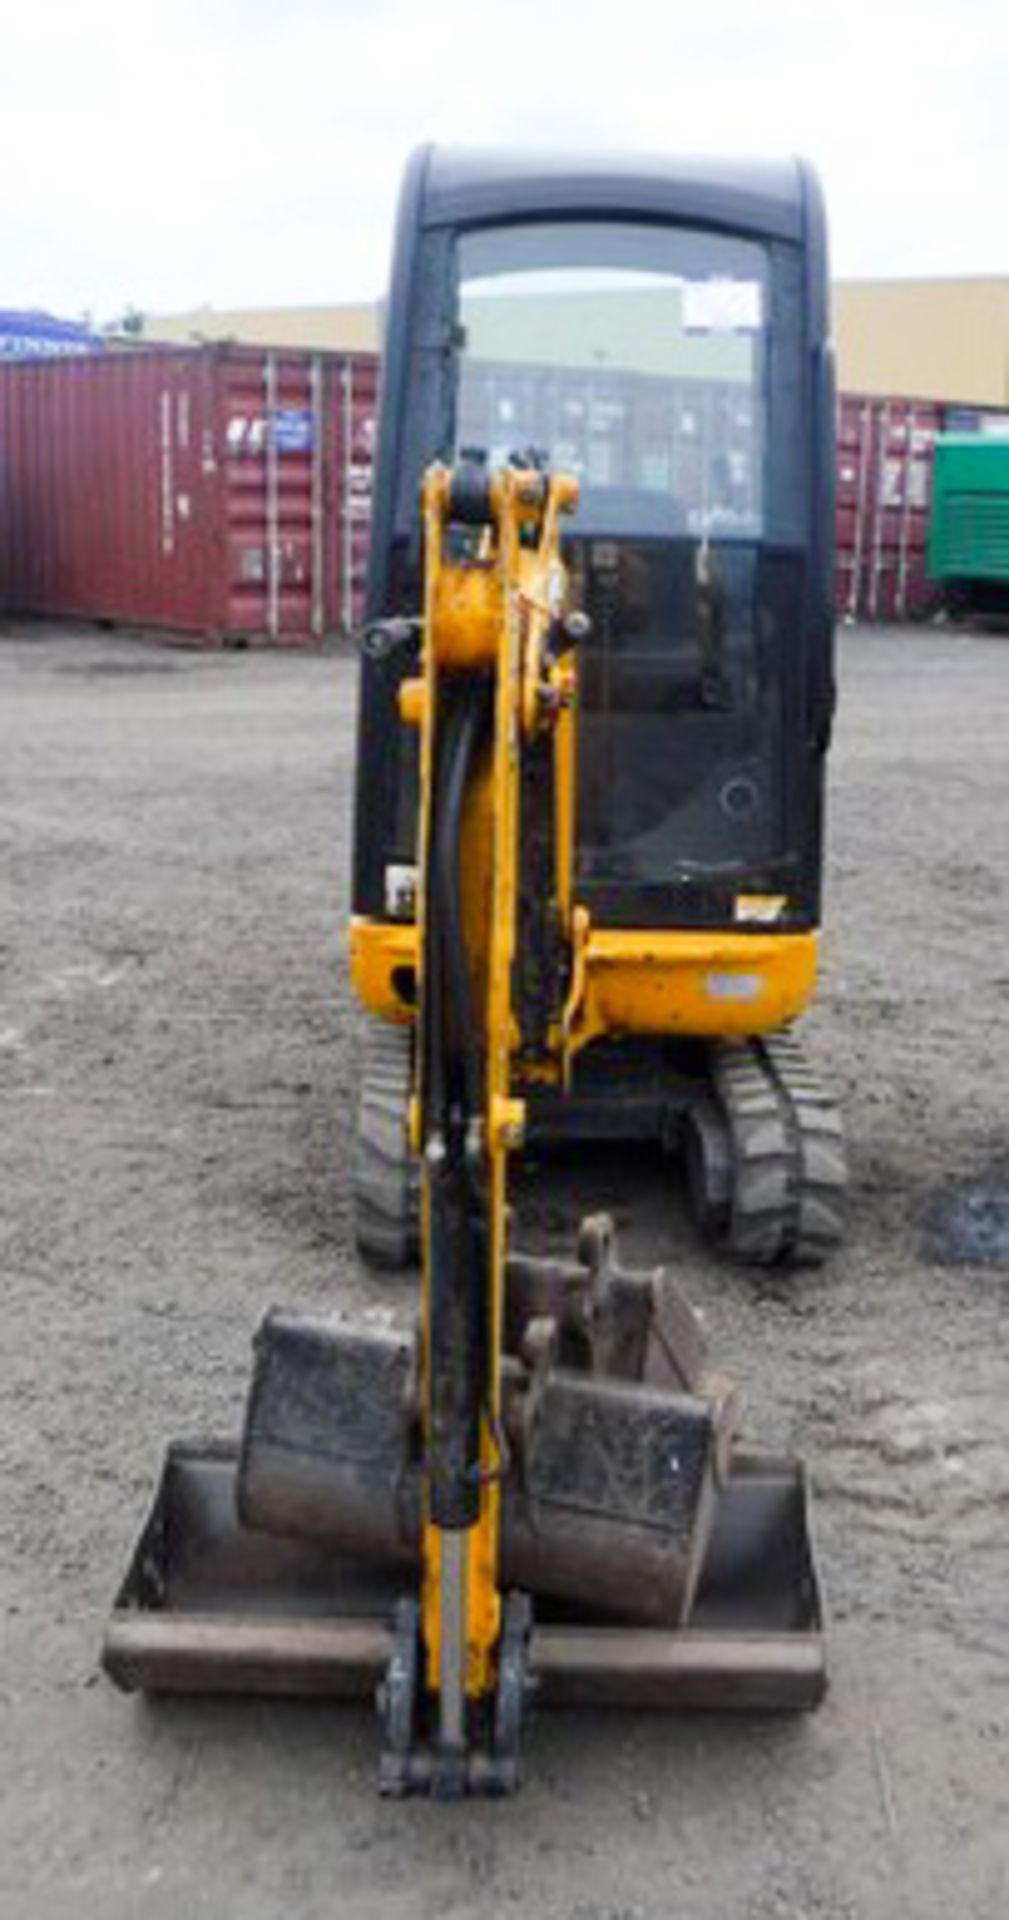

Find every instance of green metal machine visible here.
[929,435,1009,616]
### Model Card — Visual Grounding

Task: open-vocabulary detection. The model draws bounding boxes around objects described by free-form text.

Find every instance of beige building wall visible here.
[142,301,380,354]
[833,278,1009,407]
[142,280,1009,408]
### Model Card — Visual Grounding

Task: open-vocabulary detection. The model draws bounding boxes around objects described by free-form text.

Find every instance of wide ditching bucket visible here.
[104,1438,823,1711]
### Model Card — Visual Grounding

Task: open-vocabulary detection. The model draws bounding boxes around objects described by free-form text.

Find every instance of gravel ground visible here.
[0,619,1006,1920]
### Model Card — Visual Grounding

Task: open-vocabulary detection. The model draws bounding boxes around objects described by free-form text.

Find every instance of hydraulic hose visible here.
[425,677,492,1530]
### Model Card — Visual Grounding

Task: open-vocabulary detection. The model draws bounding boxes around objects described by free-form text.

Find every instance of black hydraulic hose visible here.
[433,682,491,1126]
[423,698,461,1128]
[424,678,493,1531]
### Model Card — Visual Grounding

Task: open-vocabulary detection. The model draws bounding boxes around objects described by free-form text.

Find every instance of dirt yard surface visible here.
[1,620,1006,1920]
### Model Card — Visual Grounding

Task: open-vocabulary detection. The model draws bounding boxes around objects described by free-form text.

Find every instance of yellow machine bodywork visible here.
[351,464,817,1062]
[351,915,818,1046]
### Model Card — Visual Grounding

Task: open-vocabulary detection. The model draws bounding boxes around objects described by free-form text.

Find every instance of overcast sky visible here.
[2,0,1005,323]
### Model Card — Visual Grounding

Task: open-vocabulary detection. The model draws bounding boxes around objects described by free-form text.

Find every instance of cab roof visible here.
[418,145,807,243]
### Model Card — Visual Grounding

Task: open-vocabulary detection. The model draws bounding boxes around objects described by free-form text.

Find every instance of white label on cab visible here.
[682,279,763,333]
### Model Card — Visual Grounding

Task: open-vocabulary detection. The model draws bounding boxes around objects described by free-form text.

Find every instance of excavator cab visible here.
[353,147,845,1267]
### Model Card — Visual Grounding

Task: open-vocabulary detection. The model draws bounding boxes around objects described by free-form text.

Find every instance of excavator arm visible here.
[406,461,580,1787]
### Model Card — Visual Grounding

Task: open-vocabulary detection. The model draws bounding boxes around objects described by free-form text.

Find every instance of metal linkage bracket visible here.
[505,1209,708,1392]
[378,1591,534,1799]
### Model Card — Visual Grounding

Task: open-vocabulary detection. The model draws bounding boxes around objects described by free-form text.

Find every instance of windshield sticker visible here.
[682,279,763,334]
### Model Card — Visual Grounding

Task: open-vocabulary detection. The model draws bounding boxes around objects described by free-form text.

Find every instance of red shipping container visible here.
[0,345,379,646]
[3,349,1006,641]
[829,393,1009,623]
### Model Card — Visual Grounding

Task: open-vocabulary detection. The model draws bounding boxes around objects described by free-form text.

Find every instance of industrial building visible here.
[140,277,1009,409]
[834,278,1009,408]
[141,301,380,357]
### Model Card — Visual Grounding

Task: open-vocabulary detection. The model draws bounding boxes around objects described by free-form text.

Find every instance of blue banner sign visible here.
[0,310,103,359]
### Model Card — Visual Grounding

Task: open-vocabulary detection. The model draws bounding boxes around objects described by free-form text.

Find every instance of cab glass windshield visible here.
[455,221,769,539]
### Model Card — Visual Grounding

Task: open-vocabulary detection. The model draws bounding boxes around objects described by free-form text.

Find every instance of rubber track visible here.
[712,1031,847,1267]
[353,1020,420,1270]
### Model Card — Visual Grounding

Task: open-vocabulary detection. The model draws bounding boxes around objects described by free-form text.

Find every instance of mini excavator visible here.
[352,147,846,1272]
[104,149,842,1796]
